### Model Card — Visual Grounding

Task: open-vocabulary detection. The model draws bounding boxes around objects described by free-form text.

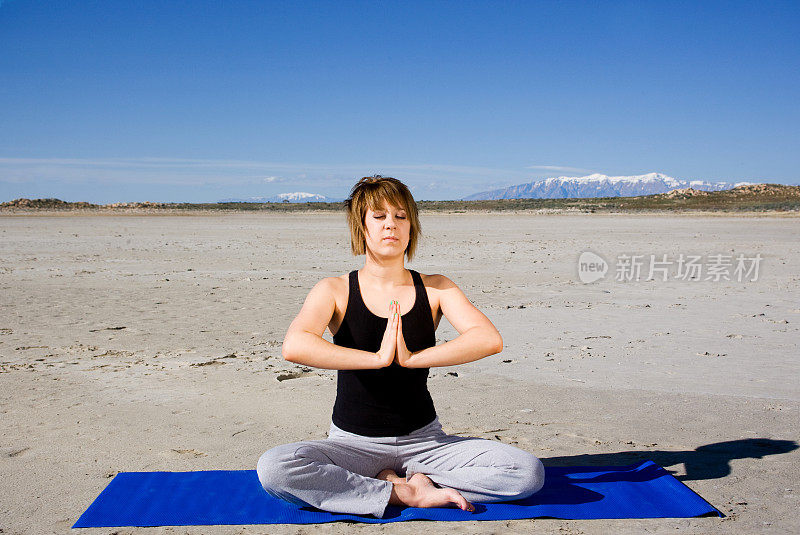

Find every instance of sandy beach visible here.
[1,211,798,534]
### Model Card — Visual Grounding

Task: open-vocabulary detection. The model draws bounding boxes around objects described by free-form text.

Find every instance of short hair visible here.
[344,175,421,262]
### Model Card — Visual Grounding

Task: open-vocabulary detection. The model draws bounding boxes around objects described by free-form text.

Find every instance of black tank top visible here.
[331,269,437,436]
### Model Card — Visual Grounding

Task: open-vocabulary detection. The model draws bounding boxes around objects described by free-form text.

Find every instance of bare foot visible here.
[387,472,474,512]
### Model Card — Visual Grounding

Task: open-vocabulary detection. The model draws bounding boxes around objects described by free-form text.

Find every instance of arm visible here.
[398,274,503,368]
[282,278,388,370]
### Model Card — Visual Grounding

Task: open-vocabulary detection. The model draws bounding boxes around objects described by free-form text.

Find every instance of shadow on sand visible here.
[541,438,798,481]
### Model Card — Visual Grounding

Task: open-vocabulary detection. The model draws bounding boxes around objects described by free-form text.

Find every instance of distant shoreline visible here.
[2,184,799,214]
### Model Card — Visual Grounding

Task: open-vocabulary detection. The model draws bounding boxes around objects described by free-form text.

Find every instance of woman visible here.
[256,175,545,518]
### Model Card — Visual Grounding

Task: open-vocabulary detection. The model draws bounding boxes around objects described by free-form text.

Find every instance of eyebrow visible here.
[373,207,406,213]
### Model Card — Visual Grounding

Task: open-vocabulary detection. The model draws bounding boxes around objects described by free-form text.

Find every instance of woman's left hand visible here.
[395,313,414,367]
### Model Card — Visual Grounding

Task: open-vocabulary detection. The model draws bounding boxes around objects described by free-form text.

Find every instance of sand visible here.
[0,211,798,534]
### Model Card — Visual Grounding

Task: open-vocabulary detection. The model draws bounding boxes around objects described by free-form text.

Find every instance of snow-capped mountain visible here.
[463,173,752,200]
[219,192,340,203]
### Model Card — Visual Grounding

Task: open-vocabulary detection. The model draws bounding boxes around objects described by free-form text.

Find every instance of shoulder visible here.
[419,272,459,291]
[295,275,350,319]
[418,272,472,308]
[304,274,348,299]
[314,273,351,308]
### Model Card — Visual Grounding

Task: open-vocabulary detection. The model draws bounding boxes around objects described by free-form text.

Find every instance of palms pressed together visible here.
[375,300,415,367]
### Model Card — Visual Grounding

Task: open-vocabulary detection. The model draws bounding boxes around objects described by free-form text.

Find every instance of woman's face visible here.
[363,200,411,258]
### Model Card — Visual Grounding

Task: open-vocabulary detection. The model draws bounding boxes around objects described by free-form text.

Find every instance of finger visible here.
[386,301,397,331]
[390,305,399,337]
[397,318,406,350]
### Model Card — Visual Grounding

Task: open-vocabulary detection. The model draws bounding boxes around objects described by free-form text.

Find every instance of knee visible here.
[256,444,297,493]
[507,451,546,499]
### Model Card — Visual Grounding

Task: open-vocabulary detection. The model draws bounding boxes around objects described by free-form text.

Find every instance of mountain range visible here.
[220,173,755,203]
[219,192,341,203]
[462,173,752,200]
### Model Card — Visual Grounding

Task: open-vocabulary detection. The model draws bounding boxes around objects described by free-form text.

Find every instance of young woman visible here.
[256,175,545,518]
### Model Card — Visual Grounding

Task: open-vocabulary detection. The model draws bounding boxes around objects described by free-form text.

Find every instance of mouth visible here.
[383,237,399,242]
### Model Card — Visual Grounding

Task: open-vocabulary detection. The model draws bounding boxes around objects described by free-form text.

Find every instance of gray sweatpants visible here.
[256,417,546,518]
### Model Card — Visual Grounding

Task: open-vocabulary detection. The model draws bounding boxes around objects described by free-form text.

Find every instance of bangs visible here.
[344,175,421,262]
[364,189,410,214]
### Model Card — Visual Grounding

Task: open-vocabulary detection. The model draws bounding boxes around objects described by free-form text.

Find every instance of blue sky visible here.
[1,0,798,202]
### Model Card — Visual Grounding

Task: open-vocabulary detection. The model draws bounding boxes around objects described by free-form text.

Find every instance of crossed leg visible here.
[256,429,545,518]
[256,439,394,518]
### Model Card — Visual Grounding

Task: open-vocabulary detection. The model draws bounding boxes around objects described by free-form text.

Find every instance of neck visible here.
[361,253,408,285]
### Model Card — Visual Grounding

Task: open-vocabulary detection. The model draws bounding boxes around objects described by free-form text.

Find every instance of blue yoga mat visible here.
[73,461,721,527]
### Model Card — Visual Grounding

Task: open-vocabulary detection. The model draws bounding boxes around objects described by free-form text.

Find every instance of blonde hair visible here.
[344,175,421,262]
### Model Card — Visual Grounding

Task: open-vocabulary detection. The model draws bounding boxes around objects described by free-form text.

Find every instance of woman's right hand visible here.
[375,300,399,367]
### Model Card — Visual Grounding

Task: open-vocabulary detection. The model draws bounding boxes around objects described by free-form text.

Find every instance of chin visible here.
[373,249,406,259]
